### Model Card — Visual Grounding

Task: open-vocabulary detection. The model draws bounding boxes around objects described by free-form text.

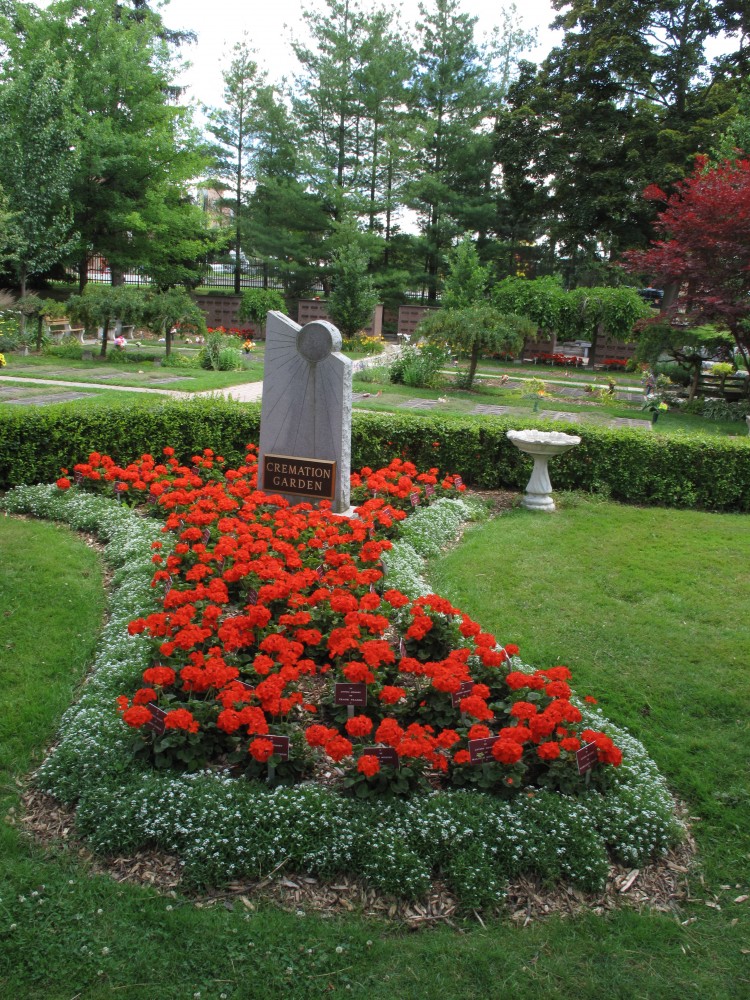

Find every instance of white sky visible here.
[154,0,562,110]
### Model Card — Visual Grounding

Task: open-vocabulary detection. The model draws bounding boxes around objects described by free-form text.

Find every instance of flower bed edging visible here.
[1,485,683,909]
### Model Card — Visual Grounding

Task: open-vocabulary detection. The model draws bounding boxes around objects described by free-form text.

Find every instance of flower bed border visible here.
[2,485,683,909]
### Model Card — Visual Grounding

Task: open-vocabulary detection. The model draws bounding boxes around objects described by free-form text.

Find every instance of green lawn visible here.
[0,501,748,998]
[352,372,746,437]
[0,351,265,392]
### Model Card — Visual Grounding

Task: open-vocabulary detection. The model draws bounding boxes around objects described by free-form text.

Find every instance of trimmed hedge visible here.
[1,400,749,511]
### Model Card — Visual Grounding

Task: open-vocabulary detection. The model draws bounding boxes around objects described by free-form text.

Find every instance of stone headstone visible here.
[258,311,352,513]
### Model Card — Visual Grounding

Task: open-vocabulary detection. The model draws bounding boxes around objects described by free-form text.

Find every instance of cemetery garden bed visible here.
[1,453,684,913]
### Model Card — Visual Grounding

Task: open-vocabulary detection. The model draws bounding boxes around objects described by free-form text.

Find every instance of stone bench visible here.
[46,318,86,345]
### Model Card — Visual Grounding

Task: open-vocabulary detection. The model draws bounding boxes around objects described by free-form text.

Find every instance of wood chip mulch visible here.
[13,786,697,929]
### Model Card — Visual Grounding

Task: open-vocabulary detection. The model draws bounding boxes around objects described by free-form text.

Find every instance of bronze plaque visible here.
[262,454,336,500]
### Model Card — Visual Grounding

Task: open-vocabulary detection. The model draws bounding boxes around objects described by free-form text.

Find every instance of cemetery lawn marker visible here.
[258,311,352,513]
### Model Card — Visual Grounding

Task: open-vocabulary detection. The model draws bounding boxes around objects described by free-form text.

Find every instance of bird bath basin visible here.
[507,429,581,511]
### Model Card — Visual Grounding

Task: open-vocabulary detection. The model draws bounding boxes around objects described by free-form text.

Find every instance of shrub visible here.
[1,404,749,511]
[199,332,243,371]
[238,288,286,326]
[389,342,448,389]
[327,245,378,338]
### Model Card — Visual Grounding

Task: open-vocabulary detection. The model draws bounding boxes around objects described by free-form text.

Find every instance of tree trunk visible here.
[99,319,110,359]
[468,344,479,389]
[165,324,173,359]
[687,363,700,402]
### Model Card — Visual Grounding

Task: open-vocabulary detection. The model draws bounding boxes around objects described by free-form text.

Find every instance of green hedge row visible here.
[1,399,749,511]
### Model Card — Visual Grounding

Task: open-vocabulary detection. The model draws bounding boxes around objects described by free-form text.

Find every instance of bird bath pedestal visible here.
[507,430,581,512]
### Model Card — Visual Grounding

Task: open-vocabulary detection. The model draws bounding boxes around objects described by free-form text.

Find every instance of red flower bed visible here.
[536,352,584,367]
[600,358,628,370]
[68,447,622,798]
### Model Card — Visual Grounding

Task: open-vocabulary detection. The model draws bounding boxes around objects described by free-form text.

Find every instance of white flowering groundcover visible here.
[2,485,683,909]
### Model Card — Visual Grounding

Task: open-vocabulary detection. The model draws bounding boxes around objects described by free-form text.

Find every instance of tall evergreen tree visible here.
[406,0,503,300]
[205,37,265,292]
[16,0,211,289]
[496,0,743,284]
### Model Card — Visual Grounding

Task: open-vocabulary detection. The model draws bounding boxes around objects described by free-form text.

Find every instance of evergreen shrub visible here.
[1,403,748,510]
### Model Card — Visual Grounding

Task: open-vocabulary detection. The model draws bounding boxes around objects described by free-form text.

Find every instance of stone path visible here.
[0,373,650,428]
[0,374,264,404]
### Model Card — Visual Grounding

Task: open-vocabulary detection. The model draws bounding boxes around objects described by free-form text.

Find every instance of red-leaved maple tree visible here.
[621,156,750,369]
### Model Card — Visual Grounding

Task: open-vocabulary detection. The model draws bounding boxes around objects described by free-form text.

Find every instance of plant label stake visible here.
[451,681,474,709]
[266,735,290,784]
[409,492,419,507]
[363,746,398,768]
[145,703,167,736]
[576,742,598,776]
[334,684,367,712]
[468,736,498,763]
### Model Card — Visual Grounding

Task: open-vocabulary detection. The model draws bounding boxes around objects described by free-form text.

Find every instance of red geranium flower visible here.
[249,737,274,762]
[357,754,380,777]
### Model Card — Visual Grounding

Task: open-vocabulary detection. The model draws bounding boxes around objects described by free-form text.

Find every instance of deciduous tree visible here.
[622,157,750,368]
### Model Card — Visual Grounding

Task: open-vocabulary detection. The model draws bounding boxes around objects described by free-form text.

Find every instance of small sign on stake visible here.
[451,680,474,709]
[453,476,463,490]
[424,483,435,500]
[202,527,211,546]
[334,683,367,708]
[113,481,128,502]
[163,575,173,596]
[468,736,499,764]
[399,637,406,658]
[145,702,168,736]
[362,745,398,768]
[576,741,598,776]
[409,492,419,508]
[268,734,290,760]
[266,734,290,783]
[246,588,259,606]
[73,470,84,486]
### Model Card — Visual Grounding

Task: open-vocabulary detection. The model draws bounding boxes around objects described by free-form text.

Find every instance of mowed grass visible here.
[351,371,746,437]
[1,352,265,392]
[0,507,749,999]
[430,498,750,886]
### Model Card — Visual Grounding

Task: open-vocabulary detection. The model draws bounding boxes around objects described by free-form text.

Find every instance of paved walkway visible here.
[0,374,264,403]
